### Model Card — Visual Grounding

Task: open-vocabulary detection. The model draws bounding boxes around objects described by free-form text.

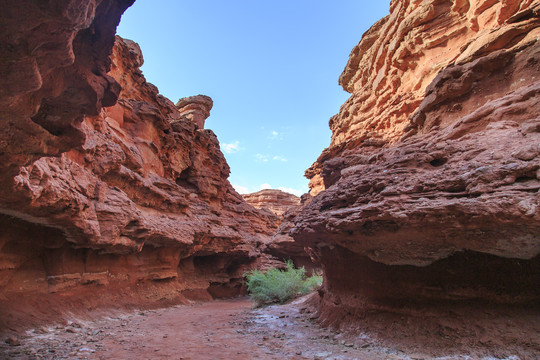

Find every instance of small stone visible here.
[314,351,332,359]
[517,199,537,217]
[5,337,21,346]
[513,146,539,161]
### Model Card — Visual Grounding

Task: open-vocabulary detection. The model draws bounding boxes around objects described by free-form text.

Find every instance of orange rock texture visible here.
[0,1,278,328]
[294,0,540,318]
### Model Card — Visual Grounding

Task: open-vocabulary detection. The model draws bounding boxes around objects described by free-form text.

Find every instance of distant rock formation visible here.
[243,189,301,218]
[293,0,540,323]
[243,190,319,273]
[242,189,315,272]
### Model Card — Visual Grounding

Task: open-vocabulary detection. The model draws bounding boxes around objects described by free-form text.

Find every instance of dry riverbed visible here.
[0,295,534,360]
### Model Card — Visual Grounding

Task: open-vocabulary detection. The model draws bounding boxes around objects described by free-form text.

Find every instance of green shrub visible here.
[244,260,322,306]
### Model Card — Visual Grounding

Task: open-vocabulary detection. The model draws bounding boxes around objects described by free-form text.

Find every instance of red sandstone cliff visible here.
[293,0,540,327]
[0,1,278,330]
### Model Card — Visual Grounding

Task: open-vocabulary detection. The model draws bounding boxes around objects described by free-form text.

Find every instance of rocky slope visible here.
[293,0,540,325]
[0,1,278,331]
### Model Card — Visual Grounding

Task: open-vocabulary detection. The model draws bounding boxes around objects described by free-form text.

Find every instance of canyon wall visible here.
[0,1,278,330]
[293,0,540,322]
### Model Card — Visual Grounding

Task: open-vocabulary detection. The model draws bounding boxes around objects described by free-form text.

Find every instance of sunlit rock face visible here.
[0,0,278,326]
[293,0,540,317]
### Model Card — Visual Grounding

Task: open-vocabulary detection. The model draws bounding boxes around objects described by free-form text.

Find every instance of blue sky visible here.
[117,1,390,196]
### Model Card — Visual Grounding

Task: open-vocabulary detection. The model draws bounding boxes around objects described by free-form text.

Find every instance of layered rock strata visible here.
[0,1,277,330]
[293,0,540,322]
[243,189,301,218]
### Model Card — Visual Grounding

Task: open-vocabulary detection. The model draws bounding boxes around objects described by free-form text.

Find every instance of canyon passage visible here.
[1,1,539,360]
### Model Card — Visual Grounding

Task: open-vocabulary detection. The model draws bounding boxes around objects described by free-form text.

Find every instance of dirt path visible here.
[0,295,534,360]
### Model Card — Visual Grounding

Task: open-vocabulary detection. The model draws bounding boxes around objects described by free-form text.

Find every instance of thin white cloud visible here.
[255,154,287,162]
[272,155,287,162]
[255,154,269,162]
[269,130,283,140]
[221,141,242,154]
[257,183,304,196]
[232,184,249,194]
[278,186,305,197]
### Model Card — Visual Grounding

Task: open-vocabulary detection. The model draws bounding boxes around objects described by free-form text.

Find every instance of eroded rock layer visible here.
[293,0,540,318]
[0,1,277,330]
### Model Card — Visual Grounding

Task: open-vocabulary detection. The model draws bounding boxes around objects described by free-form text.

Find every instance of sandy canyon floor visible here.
[0,295,537,360]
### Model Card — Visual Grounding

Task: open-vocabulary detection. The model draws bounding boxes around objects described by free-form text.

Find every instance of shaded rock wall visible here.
[0,1,278,330]
[293,0,540,318]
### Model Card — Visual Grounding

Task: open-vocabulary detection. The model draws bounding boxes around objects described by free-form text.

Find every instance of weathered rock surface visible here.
[243,189,301,218]
[0,1,277,331]
[293,0,540,317]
